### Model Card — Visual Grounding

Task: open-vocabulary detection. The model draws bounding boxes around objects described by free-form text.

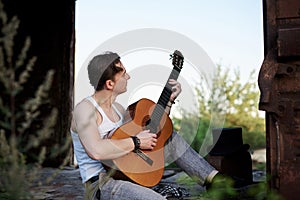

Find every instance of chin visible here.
[120,89,127,94]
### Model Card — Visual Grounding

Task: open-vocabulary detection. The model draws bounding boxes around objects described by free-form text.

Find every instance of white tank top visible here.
[71,96,124,183]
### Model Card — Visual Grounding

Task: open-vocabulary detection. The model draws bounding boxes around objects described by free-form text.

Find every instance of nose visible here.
[126,73,130,80]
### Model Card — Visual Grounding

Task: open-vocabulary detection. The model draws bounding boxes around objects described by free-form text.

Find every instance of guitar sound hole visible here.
[142,116,151,128]
[142,116,158,133]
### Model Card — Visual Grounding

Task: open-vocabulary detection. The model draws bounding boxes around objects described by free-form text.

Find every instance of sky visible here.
[75,0,264,76]
[74,0,265,154]
[74,0,264,106]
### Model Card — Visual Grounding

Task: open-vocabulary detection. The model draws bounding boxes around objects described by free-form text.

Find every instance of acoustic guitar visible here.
[110,50,184,187]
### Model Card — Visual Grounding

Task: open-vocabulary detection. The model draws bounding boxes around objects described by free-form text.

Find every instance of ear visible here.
[105,80,115,90]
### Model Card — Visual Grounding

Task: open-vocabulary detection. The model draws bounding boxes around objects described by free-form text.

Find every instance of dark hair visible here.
[87,52,123,91]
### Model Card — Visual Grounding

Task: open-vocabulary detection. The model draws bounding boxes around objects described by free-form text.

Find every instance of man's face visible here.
[112,61,130,94]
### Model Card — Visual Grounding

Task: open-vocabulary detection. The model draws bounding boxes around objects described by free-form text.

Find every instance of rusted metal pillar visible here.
[258,0,300,199]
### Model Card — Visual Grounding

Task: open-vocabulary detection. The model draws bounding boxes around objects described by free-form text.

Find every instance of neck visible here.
[93,90,116,109]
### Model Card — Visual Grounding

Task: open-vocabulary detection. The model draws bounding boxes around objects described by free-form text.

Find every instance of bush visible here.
[0,1,70,198]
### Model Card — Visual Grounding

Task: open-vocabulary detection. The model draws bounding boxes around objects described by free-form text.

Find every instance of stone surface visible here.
[31,167,202,200]
[30,166,266,200]
[31,167,84,200]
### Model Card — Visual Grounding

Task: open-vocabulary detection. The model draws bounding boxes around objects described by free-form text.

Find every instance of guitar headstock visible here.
[170,50,184,70]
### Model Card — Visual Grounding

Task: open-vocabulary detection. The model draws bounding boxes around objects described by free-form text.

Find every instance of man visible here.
[70,51,220,199]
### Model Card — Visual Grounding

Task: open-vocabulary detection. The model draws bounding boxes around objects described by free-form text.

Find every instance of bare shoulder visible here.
[71,99,93,131]
[72,99,99,124]
[74,99,94,114]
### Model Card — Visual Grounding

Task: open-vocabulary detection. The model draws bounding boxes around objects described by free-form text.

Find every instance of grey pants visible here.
[84,131,216,200]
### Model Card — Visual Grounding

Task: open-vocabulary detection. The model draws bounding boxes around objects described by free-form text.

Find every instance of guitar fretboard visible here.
[147,51,183,133]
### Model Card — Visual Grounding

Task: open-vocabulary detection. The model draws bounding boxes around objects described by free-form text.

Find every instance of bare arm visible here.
[72,100,156,160]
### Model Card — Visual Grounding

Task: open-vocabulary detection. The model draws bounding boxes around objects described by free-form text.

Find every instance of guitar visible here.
[110,50,184,187]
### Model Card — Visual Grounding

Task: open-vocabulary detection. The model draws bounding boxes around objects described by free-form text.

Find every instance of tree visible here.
[173,65,265,154]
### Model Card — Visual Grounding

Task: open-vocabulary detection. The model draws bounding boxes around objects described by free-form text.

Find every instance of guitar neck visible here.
[157,67,181,108]
[146,50,184,133]
[148,67,181,133]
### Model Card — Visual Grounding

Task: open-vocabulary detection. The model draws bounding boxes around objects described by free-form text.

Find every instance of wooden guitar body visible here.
[111,98,173,187]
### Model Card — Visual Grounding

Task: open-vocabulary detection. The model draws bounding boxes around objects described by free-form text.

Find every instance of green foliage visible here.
[0,1,70,199]
[176,172,283,200]
[202,181,284,200]
[0,131,31,199]
[173,65,266,153]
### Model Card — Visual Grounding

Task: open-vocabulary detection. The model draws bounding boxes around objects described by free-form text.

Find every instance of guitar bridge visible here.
[134,149,153,166]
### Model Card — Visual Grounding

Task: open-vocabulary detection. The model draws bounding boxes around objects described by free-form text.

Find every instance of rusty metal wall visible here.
[258,0,300,199]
